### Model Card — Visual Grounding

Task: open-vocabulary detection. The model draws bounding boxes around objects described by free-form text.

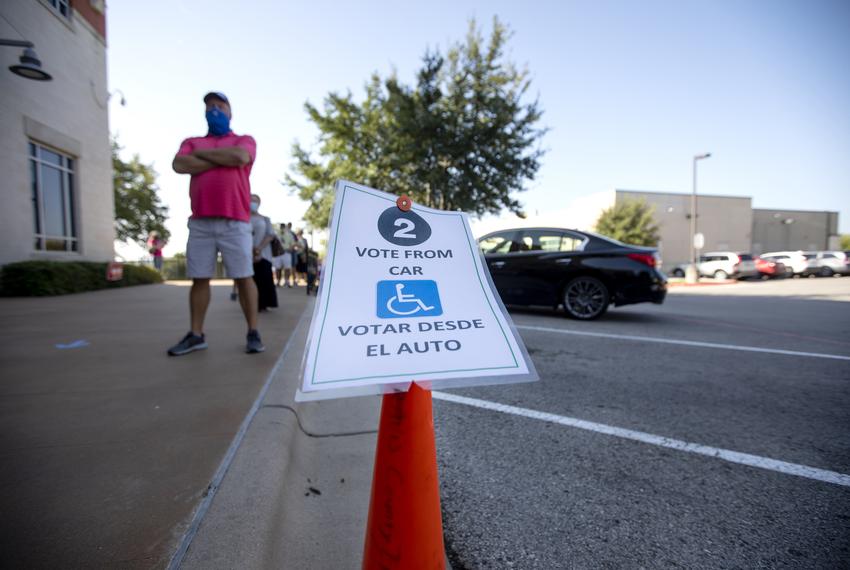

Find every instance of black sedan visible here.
[478,227,667,320]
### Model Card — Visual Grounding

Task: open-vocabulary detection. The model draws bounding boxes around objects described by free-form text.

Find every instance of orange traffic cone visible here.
[362,383,446,569]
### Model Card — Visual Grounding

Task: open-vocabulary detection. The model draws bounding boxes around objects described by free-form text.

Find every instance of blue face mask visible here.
[206,108,231,136]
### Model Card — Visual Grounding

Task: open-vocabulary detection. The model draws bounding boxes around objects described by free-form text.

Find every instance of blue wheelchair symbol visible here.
[376,280,443,319]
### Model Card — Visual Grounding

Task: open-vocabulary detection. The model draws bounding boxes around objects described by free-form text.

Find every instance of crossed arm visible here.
[172,146,251,174]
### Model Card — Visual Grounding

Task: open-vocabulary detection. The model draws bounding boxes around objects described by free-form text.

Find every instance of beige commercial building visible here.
[615,189,753,268]
[0,0,112,266]
[620,191,840,264]
[751,209,840,254]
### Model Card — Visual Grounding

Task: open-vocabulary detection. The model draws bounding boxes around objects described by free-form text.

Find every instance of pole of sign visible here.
[362,195,446,570]
[688,153,711,283]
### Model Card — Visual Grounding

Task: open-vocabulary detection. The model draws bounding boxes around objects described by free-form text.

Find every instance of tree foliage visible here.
[112,139,170,245]
[840,234,850,251]
[286,18,547,228]
[594,198,661,247]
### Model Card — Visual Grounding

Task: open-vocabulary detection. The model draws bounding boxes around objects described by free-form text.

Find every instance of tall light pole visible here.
[688,152,711,282]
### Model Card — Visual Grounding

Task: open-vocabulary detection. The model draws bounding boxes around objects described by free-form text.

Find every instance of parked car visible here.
[802,251,850,277]
[478,227,666,320]
[700,252,759,280]
[760,251,811,277]
[667,263,690,278]
[668,252,759,280]
[754,256,787,279]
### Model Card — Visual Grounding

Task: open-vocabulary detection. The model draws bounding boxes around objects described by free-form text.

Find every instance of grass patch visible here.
[0,261,163,297]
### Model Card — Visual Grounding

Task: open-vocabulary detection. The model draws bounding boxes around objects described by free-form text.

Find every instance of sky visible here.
[107,0,850,258]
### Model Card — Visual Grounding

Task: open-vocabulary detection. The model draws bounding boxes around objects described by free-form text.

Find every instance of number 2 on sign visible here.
[393,218,416,239]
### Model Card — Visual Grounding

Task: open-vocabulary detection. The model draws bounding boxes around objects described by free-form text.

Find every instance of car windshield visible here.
[738,254,753,261]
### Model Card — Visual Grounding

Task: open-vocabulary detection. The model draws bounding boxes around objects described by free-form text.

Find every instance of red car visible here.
[755,256,787,279]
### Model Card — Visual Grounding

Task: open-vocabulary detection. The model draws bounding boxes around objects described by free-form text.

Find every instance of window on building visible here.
[46,0,71,19]
[29,142,77,252]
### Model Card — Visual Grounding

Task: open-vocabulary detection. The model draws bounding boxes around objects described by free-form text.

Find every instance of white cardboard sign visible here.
[297,181,537,401]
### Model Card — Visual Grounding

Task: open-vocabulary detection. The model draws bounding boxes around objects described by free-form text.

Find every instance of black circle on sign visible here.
[377,207,432,246]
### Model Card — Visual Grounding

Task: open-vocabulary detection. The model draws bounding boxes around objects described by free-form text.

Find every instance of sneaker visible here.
[168,332,207,356]
[246,330,265,354]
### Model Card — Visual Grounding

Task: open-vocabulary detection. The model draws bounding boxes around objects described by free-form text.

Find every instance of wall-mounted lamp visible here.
[111,88,127,106]
[1,39,52,81]
[90,81,128,108]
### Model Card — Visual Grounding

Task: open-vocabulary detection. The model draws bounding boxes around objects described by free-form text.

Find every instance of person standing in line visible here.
[271,222,284,286]
[305,247,319,295]
[147,231,166,272]
[273,222,291,287]
[279,222,296,287]
[167,91,265,356]
[287,222,298,283]
[250,194,278,311]
[294,228,309,285]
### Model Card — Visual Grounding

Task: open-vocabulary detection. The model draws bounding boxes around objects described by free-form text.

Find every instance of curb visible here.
[167,307,313,569]
[175,300,383,569]
[667,279,738,287]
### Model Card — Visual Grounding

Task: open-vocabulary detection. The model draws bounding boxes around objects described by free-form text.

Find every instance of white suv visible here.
[803,251,850,277]
[760,251,811,276]
[698,252,759,280]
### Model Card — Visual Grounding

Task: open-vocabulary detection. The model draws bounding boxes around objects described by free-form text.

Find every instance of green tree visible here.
[840,234,850,250]
[594,198,661,246]
[112,139,170,245]
[286,18,546,228]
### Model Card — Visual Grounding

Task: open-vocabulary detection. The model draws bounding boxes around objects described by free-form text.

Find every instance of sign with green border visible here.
[297,181,537,400]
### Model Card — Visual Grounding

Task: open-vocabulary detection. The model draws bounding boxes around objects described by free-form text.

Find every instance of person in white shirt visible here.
[250,195,278,311]
[276,222,296,287]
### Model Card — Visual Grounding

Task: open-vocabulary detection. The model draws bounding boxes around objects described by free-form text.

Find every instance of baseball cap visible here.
[203,91,230,106]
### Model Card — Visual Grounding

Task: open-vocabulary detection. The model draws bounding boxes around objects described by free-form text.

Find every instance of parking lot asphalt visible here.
[433,277,850,569]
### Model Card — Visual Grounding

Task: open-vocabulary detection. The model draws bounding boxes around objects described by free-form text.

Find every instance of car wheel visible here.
[820,267,834,277]
[714,270,728,280]
[563,276,610,320]
[671,268,685,278]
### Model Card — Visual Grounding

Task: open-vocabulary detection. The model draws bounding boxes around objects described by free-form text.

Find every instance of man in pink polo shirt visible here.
[167,92,265,355]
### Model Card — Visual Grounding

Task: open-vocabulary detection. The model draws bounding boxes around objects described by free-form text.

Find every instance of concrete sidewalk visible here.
[0,281,379,568]
[179,307,381,569]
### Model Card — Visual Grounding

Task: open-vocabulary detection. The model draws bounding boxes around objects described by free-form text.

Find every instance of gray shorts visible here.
[273,254,293,270]
[186,217,253,279]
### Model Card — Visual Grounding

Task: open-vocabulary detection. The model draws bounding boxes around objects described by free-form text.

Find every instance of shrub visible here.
[0,261,163,297]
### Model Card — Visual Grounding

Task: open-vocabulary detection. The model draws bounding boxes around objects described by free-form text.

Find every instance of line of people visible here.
[233,204,319,313]
[271,222,310,290]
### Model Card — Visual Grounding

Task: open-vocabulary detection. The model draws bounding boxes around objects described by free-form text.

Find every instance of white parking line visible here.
[515,325,850,362]
[432,391,850,488]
